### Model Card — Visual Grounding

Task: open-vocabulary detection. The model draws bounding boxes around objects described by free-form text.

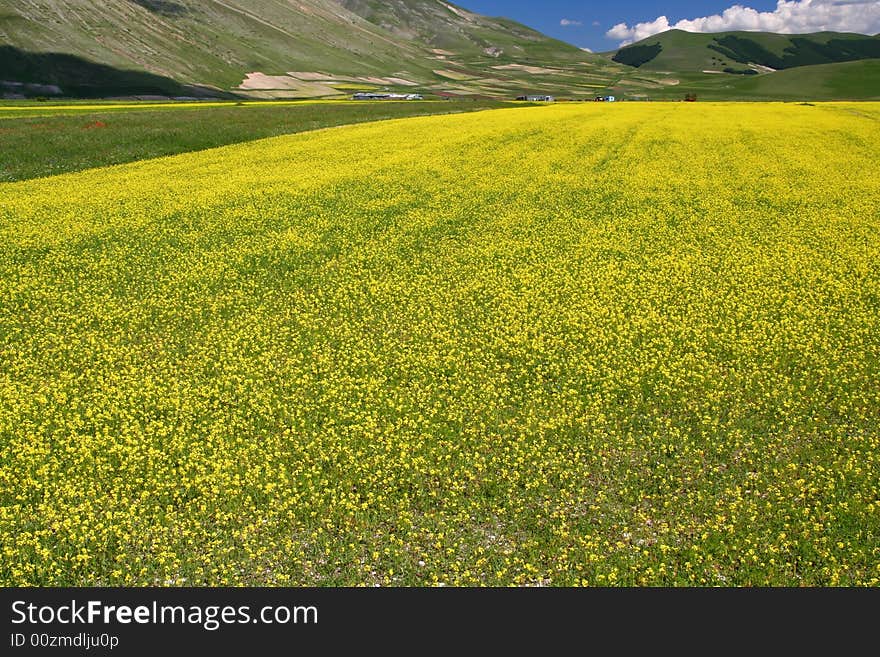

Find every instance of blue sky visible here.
[456,1,880,51]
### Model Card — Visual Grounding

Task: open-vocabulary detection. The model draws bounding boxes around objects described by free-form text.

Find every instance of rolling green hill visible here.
[612,29,880,73]
[0,0,629,99]
[724,58,880,101]
[605,29,880,101]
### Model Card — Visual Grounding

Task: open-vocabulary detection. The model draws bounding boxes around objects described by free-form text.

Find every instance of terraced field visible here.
[1,102,878,585]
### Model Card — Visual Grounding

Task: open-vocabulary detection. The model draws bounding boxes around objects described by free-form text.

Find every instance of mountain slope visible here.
[0,0,629,98]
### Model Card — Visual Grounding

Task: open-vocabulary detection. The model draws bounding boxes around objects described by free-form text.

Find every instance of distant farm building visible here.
[595,95,616,102]
[352,92,422,100]
[516,95,555,102]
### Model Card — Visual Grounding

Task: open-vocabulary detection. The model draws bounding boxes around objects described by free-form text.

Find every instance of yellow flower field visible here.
[1,102,878,586]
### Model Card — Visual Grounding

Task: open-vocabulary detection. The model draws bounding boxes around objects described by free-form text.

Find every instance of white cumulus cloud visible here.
[560,18,583,27]
[606,0,880,46]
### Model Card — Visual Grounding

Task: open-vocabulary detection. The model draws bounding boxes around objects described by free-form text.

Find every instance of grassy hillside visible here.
[0,45,227,99]
[0,0,631,98]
